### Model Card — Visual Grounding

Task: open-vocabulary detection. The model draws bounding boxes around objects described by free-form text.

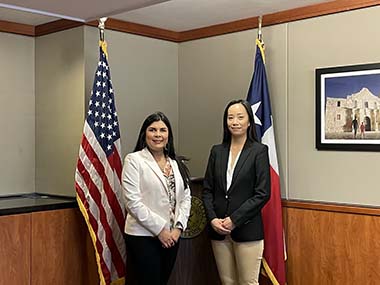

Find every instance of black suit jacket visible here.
[202,140,270,242]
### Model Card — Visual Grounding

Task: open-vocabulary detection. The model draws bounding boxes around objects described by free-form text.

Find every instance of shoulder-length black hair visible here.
[222,99,258,144]
[134,111,190,188]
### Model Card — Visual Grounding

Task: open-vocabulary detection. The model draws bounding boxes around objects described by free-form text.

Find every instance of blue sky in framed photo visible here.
[325,73,380,98]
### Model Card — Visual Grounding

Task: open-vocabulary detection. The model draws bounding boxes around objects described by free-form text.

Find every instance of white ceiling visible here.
[0,0,331,31]
[113,0,331,32]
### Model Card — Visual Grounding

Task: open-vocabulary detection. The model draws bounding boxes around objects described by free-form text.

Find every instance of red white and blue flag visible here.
[75,41,126,285]
[247,38,286,285]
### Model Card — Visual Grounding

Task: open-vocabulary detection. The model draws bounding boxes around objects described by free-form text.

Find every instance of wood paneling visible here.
[34,19,83,37]
[84,231,100,285]
[284,203,380,285]
[0,214,31,285]
[2,197,380,285]
[0,20,34,36]
[31,208,97,285]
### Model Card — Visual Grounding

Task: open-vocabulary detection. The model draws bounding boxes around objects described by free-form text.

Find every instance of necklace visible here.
[162,160,172,176]
[158,159,172,177]
[155,156,169,173]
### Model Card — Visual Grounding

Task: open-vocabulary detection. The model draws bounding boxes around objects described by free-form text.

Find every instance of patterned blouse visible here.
[163,162,176,229]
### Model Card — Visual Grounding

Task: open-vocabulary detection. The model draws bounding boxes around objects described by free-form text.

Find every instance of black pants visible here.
[125,234,179,285]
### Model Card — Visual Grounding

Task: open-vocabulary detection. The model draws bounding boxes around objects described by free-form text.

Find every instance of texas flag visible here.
[247,38,286,285]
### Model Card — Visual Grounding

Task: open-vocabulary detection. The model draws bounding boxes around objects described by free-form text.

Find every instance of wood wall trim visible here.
[179,17,260,42]
[179,0,380,42]
[86,18,181,42]
[35,19,83,37]
[262,0,380,26]
[282,199,380,216]
[2,0,380,39]
[0,20,34,36]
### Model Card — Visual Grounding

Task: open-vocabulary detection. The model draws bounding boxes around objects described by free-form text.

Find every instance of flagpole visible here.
[98,17,108,41]
[76,15,126,285]
[258,16,263,42]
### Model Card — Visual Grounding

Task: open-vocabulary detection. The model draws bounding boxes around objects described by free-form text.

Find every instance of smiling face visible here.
[145,120,169,153]
[227,103,250,138]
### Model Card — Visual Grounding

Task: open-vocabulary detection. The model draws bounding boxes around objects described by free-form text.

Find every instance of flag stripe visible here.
[111,142,123,180]
[77,147,124,282]
[78,139,126,276]
[76,158,125,278]
[75,179,111,282]
[262,168,286,284]
[82,126,125,232]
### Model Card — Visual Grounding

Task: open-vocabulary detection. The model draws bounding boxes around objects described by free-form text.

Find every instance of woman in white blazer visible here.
[122,112,191,285]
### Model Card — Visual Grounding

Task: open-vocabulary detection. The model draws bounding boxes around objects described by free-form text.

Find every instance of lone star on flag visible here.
[251,101,262,126]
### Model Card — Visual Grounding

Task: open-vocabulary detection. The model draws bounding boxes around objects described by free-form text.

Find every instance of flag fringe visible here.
[111,277,125,285]
[256,38,265,64]
[76,195,107,285]
[99,40,108,59]
[262,257,280,285]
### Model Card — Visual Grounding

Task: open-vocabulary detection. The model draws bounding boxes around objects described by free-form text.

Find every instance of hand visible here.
[222,217,235,231]
[158,228,175,248]
[211,218,231,235]
[171,228,182,243]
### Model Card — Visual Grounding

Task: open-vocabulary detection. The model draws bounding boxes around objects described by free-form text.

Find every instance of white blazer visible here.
[122,148,191,237]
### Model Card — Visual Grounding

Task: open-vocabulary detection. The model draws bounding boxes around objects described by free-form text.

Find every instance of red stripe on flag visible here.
[75,181,111,281]
[111,147,122,181]
[82,135,125,233]
[76,158,126,279]
[262,166,286,285]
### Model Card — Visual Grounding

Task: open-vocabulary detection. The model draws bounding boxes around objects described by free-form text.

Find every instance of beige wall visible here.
[180,6,380,205]
[288,6,380,205]
[36,26,179,196]
[178,25,288,198]
[84,26,179,158]
[0,32,35,195]
[35,27,85,196]
[2,5,380,205]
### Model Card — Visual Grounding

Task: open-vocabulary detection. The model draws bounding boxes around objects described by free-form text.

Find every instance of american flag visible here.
[247,38,286,285]
[75,42,126,285]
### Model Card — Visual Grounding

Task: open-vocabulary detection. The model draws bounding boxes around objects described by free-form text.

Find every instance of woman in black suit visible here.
[202,99,270,285]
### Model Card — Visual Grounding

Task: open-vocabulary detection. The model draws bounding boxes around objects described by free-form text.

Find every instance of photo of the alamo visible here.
[325,87,380,139]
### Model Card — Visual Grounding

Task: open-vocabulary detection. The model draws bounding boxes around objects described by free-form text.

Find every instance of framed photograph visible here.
[316,63,380,151]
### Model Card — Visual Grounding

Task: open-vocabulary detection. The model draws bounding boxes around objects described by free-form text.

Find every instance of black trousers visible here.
[125,234,179,285]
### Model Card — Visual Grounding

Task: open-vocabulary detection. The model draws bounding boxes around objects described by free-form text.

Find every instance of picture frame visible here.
[316,63,380,151]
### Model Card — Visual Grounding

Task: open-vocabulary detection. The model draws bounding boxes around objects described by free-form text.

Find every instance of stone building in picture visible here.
[325,87,380,133]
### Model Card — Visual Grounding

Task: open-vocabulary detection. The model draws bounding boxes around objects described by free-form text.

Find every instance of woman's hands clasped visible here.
[158,228,182,248]
[211,217,235,235]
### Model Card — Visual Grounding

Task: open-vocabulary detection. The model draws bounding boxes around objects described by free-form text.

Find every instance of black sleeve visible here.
[202,146,218,222]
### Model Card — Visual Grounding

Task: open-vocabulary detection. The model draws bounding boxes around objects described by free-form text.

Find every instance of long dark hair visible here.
[222,99,258,144]
[134,112,190,188]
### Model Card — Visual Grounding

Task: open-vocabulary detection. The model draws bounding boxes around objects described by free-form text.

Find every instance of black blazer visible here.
[202,140,270,242]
